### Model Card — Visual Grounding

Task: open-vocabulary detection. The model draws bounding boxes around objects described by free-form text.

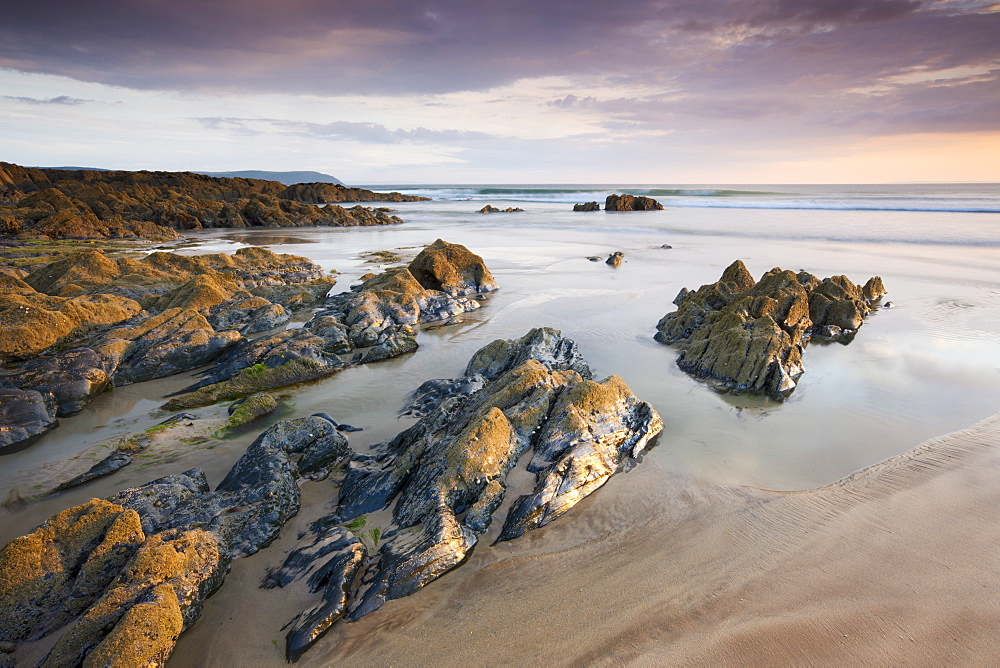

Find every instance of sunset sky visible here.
[1,0,998,184]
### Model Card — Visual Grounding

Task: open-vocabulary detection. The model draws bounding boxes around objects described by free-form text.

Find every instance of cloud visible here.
[197,117,497,144]
[1,94,91,105]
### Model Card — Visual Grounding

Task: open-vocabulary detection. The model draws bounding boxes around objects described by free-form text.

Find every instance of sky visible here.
[1,0,998,184]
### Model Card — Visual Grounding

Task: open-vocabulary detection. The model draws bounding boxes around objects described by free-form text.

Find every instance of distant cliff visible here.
[0,162,428,240]
[195,170,344,186]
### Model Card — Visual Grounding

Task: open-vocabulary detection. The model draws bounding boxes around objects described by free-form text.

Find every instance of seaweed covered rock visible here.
[605,193,663,211]
[0,499,145,644]
[265,328,661,661]
[655,260,886,399]
[167,240,499,409]
[41,528,227,668]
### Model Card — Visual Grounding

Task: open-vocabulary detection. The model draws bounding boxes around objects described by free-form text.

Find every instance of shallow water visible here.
[2,192,1000,664]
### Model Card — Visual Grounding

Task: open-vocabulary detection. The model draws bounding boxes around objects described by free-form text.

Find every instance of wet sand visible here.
[271,412,998,666]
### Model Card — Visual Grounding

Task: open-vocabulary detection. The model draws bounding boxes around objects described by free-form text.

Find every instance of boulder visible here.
[606,251,625,267]
[407,238,499,297]
[656,260,886,399]
[605,193,664,211]
[573,201,600,211]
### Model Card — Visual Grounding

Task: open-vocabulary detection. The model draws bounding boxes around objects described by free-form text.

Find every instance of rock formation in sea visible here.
[0,239,498,454]
[163,239,499,409]
[655,260,887,399]
[573,201,600,211]
[0,161,427,240]
[263,327,662,661]
[605,193,664,211]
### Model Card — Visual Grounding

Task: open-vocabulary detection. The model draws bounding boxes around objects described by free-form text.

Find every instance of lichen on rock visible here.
[655,260,887,399]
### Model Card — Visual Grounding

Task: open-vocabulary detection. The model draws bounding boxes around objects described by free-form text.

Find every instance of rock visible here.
[478,205,523,213]
[407,239,499,297]
[573,202,600,211]
[661,244,673,249]
[606,251,625,267]
[605,193,664,211]
[0,161,417,240]
[266,328,661,660]
[1,348,113,417]
[162,240,499,410]
[0,388,58,453]
[108,416,352,558]
[0,499,145,643]
[99,308,243,385]
[655,260,886,399]
[261,528,366,662]
[42,528,227,668]
[360,328,418,363]
[224,393,279,429]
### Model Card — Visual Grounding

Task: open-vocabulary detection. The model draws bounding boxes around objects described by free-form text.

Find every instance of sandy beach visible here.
[280,412,1000,666]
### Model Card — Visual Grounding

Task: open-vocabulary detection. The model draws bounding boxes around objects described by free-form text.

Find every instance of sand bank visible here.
[254,411,1000,666]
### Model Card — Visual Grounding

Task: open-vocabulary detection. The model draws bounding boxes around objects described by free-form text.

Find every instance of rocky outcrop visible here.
[605,194,663,211]
[0,247,337,451]
[166,240,498,409]
[0,162,416,240]
[265,328,661,661]
[573,201,600,211]
[478,205,523,213]
[0,414,352,665]
[606,251,625,267]
[655,260,887,399]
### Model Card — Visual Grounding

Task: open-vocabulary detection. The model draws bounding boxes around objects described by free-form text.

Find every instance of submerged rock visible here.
[265,327,661,661]
[478,205,523,213]
[655,260,886,399]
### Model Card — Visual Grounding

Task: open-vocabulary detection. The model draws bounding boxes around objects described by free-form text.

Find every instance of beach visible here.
[3,186,1000,665]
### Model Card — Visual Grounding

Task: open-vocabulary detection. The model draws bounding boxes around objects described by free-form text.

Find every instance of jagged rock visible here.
[42,528,227,668]
[655,260,886,399]
[407,238,499,297]
[606,251,625,267]
[0,388,58,453]
[0,499,146,643]
[1,348,113,416]
[225,393,279,430]
[261,527,366,662]
[161,240,499,411]
[605,194,664,211]
[573,201,600,211]
[108,416,351,558]
[99,308,243,385]
[266,328,661,660]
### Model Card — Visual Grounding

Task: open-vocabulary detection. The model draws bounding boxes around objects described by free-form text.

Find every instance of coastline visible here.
[215,411,996,666]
